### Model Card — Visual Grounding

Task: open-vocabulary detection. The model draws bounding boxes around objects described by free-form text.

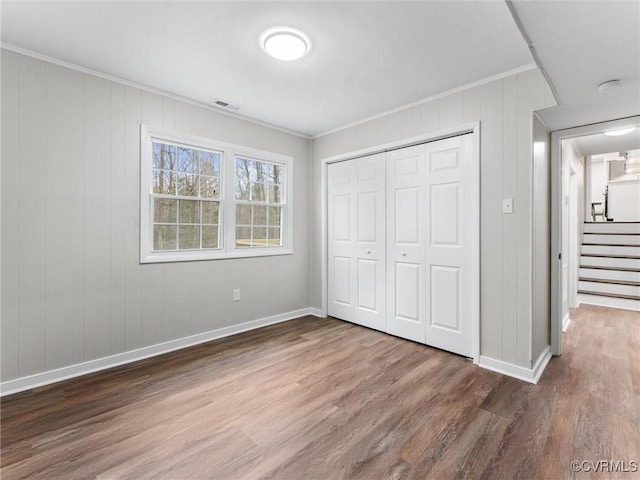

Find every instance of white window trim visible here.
[140,124,293,263]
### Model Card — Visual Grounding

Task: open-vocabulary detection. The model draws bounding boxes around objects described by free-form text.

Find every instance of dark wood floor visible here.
[1,304,639,479]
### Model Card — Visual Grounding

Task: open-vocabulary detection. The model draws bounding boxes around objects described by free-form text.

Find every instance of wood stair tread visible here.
[580,265,640,273]
[578,290,640,301]
[583,232,640,236]
[582,243,640,247]
[580,254,640,259]
[579,277,640,287]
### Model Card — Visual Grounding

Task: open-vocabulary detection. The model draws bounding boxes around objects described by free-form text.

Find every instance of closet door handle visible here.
[401,252,407,257]
[366,250,371,254]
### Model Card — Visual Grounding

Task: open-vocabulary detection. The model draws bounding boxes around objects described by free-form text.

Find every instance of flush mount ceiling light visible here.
[597,79,621,93]
[261,27,310,61]
[604,127,637,136]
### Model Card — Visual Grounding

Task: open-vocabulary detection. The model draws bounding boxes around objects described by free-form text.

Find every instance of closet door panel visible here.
[328,154,385,331]
[430,265,461,331]
[394,262,421,322]
[424,134,474,357]
[430,183,460,246]
[332,256,351,306]
[386,145,426,343]
[328,161,355,321]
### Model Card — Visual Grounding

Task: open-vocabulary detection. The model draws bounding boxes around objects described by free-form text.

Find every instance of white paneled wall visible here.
[1,48,558,385]
[312,68,556,369]
[1,50,311,383]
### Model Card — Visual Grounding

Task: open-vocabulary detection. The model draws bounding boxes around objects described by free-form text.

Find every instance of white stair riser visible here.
[581,245,640,257]
[583,234,640,246]
[579,293,640,311]
[579,268,640,283]
[578,281,640,297]
[583,223,640,234]
[581,256,640,269]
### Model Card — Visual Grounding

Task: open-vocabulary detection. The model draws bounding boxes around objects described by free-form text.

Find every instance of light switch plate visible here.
[503,198,514,214]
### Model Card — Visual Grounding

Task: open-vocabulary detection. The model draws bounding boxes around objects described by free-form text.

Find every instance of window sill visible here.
[140,247,293,264]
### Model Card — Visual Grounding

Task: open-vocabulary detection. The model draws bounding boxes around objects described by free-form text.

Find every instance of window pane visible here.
[153,170,176,195]
[153,142,176,170]
[154,225,177,251]
[253,227,267,246]
[202,201,219,225]
[179,200,200,224]
[251,182,266,202]
[236,226,251,248]
[255,161,266,182]
[273,164,283,184]
[200,176,220,199]
[202,226,219,248]
[268,206,282,226]
[236,204,251,225]
[177,146,196,173]
[152,142,162,169]
[253,205,267,225]
[236,158,255,181]
[199,151,220,176]
[263,163,274,183]
[269,184,281,203]
[268,227,281,246]
[179,225,200,249]
[154,198,177,223]
[235,179,250,200]
[177,173,199,196]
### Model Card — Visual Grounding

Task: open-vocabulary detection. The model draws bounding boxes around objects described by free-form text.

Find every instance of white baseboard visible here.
[578,293,640,312]
[562,316,571,333]
[478,346,552,384]
[0,307,320,397]
[308,307,324,318]
[532,347,553,383]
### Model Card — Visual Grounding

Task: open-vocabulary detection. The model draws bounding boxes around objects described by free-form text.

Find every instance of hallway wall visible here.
[561,140,585,322]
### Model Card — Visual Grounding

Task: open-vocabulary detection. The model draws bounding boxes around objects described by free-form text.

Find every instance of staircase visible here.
[578,222,640,310]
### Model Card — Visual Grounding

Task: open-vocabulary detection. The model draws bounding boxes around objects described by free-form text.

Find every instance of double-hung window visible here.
[140,125,292,263]
[235,156,284,248]
[151,142,222,251]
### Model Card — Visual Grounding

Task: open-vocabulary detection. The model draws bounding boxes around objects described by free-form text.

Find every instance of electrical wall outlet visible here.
[232,289,241,302]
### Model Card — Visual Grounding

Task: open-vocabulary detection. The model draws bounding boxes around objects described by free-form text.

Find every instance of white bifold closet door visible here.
[327,153,386,332]
[385,144,427,343]
[328,134,474,358]
[387,134,474,357]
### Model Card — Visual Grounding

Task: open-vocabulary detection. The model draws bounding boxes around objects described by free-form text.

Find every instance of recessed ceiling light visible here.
[604,127,636,137]
[261,27,310,61]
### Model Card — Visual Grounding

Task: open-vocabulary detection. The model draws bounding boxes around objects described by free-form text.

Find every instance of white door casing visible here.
[569,170,579,308]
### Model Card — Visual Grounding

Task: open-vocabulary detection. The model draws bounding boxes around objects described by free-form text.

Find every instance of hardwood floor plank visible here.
[2,307,638,479]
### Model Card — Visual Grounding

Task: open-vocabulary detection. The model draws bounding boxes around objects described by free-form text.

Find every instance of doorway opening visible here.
[551,116,640,355]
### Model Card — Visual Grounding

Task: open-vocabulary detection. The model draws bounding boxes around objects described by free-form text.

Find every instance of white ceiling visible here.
[571,127,640,158]
[511,0,640,131]
[2,1,639,137]
[1,1,532,137]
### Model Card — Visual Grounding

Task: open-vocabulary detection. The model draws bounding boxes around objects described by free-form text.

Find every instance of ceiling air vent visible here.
[212,98,240,111]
